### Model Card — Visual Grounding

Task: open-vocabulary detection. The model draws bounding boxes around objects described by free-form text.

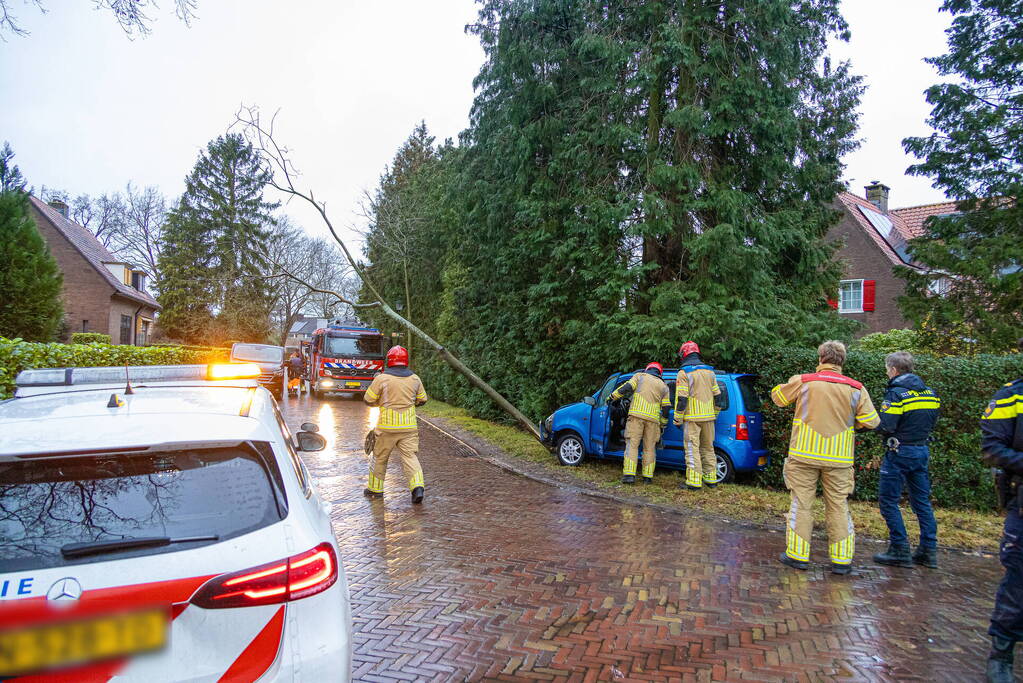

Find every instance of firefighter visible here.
[872,351,941,569]
[673,341,723,490]
[771,340,879,574]
[363,346,428,504]
[980,339,1023,683]
[608,362,671,484]
[287,350,305,396]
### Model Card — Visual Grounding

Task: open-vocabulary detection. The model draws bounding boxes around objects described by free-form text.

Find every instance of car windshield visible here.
[0,444,285,572]
[324,335,383,358]
[232,344,283,363]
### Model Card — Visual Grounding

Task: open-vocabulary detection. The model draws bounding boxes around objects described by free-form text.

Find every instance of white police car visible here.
[0,364,352,681]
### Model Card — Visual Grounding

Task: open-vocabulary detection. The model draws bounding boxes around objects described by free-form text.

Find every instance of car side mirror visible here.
[300,422,319,433]
[583,396,597,407]
[295,430,327,452]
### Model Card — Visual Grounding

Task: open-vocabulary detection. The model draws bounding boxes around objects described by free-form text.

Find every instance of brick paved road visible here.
[281,393,1008,682]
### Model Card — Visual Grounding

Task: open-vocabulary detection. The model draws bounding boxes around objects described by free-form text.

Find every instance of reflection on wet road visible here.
[280,393,1008,682]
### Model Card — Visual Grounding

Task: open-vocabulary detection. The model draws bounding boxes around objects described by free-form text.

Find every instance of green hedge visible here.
[69,333,111,344]
[0,337,230,399]
[737,347,1023,511]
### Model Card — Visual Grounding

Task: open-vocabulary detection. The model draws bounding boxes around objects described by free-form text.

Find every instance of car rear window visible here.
[0,444,286,572]
[737,377,763,412]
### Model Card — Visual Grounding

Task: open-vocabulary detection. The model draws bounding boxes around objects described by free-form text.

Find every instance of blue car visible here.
[539,369,769,482]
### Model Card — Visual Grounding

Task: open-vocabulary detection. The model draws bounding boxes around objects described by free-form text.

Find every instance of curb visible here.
[419,415,996,559]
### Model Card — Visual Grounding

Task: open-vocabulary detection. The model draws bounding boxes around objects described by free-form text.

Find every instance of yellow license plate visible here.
[346,382,362,388]
[0,608,168,677]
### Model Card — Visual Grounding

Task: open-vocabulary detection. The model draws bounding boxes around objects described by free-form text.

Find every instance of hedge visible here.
[735,346,1023,511]
[70,333,111,344]
[0,337,231,399]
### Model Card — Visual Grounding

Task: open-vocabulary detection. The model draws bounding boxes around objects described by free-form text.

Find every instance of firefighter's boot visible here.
[874,544,913,568]
[643,476,653,485]
[986,636,1015,683]
[411,486,424,505]
[912,545,938,569]
[363,488,383,499]
[778,553,809,571]
[622,475,636,484]
[831,563,853,576]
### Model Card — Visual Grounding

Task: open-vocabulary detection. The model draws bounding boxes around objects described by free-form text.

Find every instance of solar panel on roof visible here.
[859,205,911,263]
[858,205,893,238]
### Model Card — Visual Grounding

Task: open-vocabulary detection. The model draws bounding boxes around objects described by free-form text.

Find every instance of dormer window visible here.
[131,271,146,292]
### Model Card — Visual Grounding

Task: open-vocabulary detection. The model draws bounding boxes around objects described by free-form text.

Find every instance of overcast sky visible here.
[0,0,953,246]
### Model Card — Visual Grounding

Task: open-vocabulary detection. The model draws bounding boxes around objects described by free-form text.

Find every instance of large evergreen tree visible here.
[901,0,1023,351]
[157,134,277,344]
[446,0,863,416]
[0,142,64,341]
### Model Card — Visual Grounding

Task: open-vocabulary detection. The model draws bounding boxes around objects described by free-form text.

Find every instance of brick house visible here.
[827,182,956,335]
[29,196,160,345]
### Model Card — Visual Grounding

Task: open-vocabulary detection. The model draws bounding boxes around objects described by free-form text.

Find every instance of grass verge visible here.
[421,400,1003,553]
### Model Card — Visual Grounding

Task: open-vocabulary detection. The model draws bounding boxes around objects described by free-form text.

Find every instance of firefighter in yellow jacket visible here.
[674,341,722,490]
[771,340,879,574]
[608,362,671,484]
[363,345,428,504]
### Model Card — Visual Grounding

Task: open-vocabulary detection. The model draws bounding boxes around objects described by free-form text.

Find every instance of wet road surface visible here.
[280,393,1008,682]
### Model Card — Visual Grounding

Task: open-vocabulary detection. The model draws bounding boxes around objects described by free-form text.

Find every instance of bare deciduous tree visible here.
[236,106,541,441]
[0,0,197,37]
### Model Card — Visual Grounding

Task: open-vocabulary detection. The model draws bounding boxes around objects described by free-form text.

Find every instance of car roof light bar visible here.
[16,364,261,388]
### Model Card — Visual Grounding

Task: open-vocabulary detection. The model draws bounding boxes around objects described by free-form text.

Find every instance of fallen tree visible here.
[235,106,541,442]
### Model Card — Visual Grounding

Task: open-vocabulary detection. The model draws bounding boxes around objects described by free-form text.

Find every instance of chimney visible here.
[864,181,890,213]
[47,199,69,218]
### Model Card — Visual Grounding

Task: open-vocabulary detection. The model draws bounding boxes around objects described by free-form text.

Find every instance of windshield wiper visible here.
[61,535,219,559]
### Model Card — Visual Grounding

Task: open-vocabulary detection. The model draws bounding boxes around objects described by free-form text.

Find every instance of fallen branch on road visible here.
[238,106,541,442]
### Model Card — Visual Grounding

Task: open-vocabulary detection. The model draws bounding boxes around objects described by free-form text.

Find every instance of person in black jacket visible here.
[872,351,941,569]
[980,338,1023,683]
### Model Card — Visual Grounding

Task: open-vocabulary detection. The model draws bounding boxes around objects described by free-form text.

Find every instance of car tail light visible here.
[190,543,337,609]
[736,415,749,441]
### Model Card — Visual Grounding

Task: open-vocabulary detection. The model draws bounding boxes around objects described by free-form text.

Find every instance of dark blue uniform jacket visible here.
[982,378,1023,476]
[876,373,940,445]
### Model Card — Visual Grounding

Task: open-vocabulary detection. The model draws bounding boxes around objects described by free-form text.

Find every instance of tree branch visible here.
[236,106,542,442]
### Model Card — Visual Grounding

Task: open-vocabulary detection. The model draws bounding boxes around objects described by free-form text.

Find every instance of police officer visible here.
[673,341,723,490]
[363,346,429,504]
[771,340,879,574]
[980,338,1023,683]
[873,351,941,569]
[608,362,671,484]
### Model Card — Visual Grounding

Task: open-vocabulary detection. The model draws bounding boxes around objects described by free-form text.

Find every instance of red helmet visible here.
[679,341,700,357]
[386,345,409,367]
[645,362,663,376]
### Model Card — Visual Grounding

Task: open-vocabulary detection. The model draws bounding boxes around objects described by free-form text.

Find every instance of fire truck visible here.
[306,322,387,398]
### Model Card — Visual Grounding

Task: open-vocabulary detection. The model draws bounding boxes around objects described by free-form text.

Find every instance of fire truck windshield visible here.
[323,335,383,358]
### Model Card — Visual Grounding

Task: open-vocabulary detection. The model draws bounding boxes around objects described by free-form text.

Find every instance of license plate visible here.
[0,608,168,677]
[346,382,362,388]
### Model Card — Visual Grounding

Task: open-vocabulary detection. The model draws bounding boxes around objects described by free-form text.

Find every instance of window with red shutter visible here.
[863,280,876,311]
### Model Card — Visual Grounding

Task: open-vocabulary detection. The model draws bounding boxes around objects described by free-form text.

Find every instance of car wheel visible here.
[714,449,735,484]
[556,434,586,466]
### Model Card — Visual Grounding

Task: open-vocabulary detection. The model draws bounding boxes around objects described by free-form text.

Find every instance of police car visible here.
[0,364,352,681]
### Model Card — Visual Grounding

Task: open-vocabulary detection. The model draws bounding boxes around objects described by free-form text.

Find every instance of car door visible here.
[657,373,686,466]
[590,373,621,457]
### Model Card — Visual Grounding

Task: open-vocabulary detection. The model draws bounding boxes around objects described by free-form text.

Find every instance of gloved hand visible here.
[673,418,683,427]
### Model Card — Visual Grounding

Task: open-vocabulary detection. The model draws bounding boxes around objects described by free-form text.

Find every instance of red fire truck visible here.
[307,322,387,398]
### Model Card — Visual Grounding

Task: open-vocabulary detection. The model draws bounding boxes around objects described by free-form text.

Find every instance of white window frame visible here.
[838,279,864,314]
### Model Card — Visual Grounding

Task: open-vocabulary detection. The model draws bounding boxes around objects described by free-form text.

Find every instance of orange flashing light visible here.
[207,363,261,380]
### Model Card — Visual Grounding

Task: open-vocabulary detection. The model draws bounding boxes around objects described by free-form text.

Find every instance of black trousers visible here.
[990,500,1023,641]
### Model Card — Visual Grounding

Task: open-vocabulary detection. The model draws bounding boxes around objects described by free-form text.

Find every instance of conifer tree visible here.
[901,0,1023,351]
[0,142,63,341]
[157,134,277,343]
[447,0,863,415]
